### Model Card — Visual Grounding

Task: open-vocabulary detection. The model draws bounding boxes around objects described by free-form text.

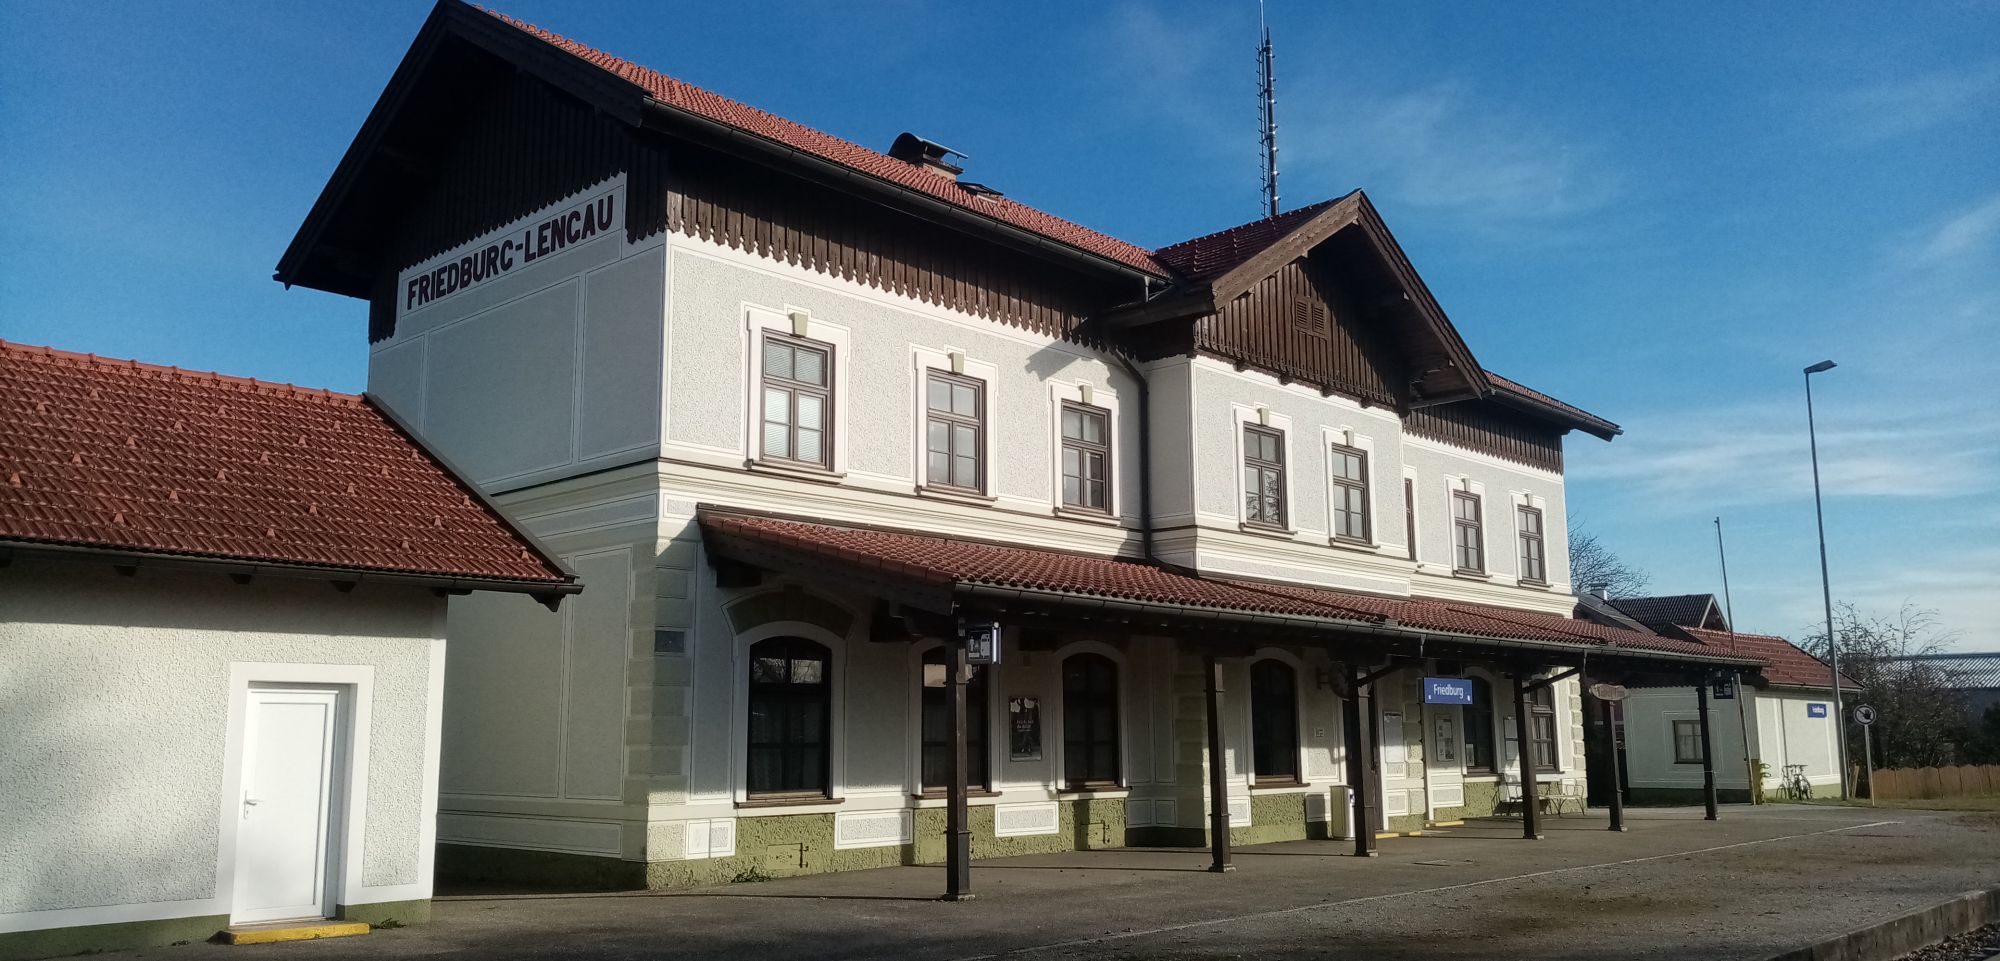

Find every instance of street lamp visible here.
[1803,359,1849,800]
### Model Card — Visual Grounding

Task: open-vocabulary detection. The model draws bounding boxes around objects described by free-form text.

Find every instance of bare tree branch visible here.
[1566,517,1651,599]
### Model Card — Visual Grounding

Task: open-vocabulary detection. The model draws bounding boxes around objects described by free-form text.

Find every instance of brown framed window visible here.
[1464,677,1497,773]
[1062,653,1120,788]
[1060,402,1111,512]
[925,371,985,493]
[1529,685,1558,771]
[1330,444,1370,543]
[1518,506,1546,583]
[1672,720,1704,764]
[1242,425,1286,527]
[1404,478,1417,561]
[919,648,990,792]
[1250,659,1301,783]
[1452,491,1484,572]
[759,334,832,468]
[746,637,831,797]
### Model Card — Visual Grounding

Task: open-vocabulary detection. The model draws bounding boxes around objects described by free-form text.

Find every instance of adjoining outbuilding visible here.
[0,342,578,961]
[1576,593,1862,804]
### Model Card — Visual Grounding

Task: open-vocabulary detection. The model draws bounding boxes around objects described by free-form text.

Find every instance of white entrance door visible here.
[1426,706,1465,816]
[233,687,343,924]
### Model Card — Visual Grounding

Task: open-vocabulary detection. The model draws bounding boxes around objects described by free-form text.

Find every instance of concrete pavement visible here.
[93,805,2000,961]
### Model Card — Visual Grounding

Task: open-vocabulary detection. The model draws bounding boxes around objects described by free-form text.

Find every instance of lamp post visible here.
[1803,359,1849,801]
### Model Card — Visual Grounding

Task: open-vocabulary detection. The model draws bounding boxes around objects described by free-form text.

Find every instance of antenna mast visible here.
[1257,1,1280,218]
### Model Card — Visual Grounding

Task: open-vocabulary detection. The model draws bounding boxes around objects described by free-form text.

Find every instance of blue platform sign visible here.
[1424,677,1475,705]
[1807,703,1829,718]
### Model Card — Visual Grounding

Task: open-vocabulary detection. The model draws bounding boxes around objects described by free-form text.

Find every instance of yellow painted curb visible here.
[1428,820,1466,828]
[221,921,370,945]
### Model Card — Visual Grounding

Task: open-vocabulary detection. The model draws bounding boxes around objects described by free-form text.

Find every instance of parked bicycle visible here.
[1782,764,1812,800]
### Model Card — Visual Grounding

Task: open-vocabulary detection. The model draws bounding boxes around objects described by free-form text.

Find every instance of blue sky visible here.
[3,1,1995,647]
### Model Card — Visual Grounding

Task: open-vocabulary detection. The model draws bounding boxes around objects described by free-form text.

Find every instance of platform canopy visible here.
[697,507,1763,685]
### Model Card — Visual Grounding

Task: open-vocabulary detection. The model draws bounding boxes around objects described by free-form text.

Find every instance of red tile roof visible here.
[701,511,1390,621]
[481,8,1166,277]
[1680,627,1862,691]
[699,511,1755,665]
[1151,197,1347,284]
[0,341,572,588]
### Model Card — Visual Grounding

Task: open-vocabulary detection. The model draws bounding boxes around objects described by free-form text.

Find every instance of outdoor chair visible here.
[1542,779,1586,816]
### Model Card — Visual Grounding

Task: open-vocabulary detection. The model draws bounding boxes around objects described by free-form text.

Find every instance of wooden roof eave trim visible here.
[1485,387,1623,441]
[274,0,652,298]
[634,99,1169,288]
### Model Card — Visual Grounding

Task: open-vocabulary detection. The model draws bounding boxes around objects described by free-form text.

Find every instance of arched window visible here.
[1464,677,1497,773]
[1250,659,1301,783]
[746,637,831,798]
[1062,653,1120,788]
[920,647,989,792]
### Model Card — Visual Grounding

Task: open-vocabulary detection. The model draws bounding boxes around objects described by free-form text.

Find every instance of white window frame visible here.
[743,306,851,473]
[1050,639,1133,794]
[911,345,1001,499]
[1231,405,1296,534]
[1320,426,1378,548]
[906,638,1006,798]
[1242,647,1312,789]
[1048,380,1123,519]
[728,605,853,809]
[1445,477,1490,576]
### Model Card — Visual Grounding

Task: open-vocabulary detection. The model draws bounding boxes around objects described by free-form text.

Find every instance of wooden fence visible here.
[1869,765,2000,799]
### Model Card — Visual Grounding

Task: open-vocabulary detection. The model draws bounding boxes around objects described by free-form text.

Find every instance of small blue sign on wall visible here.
[1807,703,1829,718]
[1424,677,1475,705]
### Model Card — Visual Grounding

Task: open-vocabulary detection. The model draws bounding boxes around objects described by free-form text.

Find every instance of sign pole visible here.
[943,639,973,900]
[1602,697,1627,831]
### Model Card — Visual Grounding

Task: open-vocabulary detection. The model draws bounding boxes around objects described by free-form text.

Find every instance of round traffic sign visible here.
[1853,704,1876,726]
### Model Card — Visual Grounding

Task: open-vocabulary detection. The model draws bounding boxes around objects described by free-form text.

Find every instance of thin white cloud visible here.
[1827,61,2000,145]
[1287,81,1622,228]
[1572,395,2000,510]
[1904,192,2000,268]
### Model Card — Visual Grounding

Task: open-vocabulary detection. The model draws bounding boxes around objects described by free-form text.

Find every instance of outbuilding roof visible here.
[0,341,576,597]
[1678,627,1861,691]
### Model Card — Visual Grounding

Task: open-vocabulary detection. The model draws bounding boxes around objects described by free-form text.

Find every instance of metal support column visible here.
[943,642,973,900]
[1512,673,1542,839]
[1603,698,1626,832]
[1697,678,1719,822]
[1203,654,1233,873]
[1343,664,1377,857]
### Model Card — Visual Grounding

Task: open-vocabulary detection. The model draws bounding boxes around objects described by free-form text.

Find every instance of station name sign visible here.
[1422,677,1474,705]
[398,180,624,316]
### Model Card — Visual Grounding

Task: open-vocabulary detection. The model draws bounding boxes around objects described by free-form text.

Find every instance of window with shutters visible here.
[1330,444,1370,544]
[1059,401,1111,512]
[1290,298,1328,337]
[759,334,833,469]
[925,371,986,493]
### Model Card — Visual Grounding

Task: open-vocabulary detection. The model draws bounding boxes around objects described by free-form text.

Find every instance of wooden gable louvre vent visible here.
[1291,298,1328,338]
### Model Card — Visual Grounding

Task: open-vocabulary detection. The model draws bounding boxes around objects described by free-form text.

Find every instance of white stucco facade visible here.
[0,560,448,937]
[381,187,1601,875]
[1621,686,1844,799]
